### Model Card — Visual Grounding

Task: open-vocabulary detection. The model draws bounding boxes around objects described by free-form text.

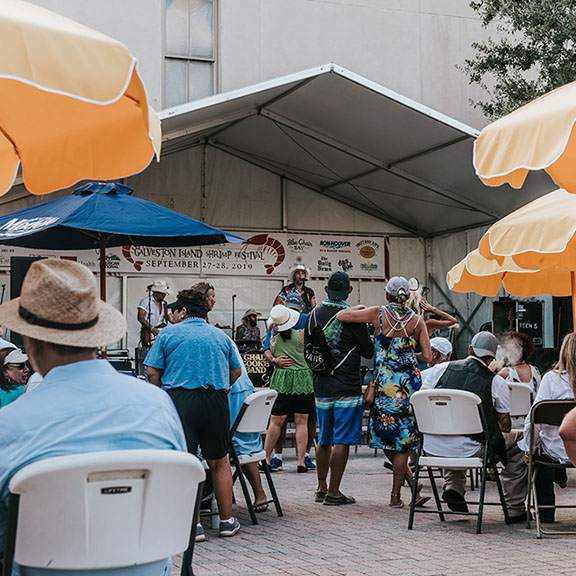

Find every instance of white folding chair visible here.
[3,450,205,576]
[508,381,534,419]
[408,389,509,534]
[230,389,283,525]
[526,399,576,538]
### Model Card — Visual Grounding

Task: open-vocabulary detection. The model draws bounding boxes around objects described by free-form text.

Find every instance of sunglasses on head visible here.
[202,284,215,295]
[6,363,27,370]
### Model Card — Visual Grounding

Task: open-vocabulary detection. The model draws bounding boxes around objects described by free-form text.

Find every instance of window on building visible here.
[165,0,215,108]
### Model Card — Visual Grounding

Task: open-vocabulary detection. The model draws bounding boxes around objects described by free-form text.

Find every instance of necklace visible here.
[385,303,412,322]
[323,298,350,308]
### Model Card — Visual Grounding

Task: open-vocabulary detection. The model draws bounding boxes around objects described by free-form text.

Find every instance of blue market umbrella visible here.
[0,182,245,300]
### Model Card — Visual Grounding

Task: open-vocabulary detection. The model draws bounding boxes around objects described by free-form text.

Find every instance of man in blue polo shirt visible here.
[146,283,243,539]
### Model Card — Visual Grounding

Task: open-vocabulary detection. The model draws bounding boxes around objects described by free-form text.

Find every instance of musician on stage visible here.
[236,309,262,342]
[137,280,173,350]
[273,264,316,314]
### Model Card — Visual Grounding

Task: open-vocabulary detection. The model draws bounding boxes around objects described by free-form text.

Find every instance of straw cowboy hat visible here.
[242,309,262,321]
[267,304,300,332]
[288,264,310,283]
[0,259,126,347]
[147,279,172,295]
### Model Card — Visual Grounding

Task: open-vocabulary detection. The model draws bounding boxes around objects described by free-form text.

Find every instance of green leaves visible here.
[463,0,576,119]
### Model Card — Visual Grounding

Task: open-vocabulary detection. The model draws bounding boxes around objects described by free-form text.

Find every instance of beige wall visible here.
[29,0,165,109]
[30,0,492,128]
[219,0,491,128]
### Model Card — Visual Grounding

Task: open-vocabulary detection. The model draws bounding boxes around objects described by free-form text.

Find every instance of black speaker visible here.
[9,256,44,348]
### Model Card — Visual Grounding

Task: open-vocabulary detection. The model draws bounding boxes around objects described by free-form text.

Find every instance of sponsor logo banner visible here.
[0,232,386,279]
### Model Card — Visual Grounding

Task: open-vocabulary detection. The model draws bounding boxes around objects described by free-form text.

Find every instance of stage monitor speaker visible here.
[9,256,44,348]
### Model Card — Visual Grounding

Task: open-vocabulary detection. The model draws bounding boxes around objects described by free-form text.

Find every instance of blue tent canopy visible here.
[0,182,244,249]
[0,182,245,300]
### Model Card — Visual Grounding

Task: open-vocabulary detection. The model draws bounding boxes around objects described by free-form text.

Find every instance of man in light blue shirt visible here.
[146,284,243,539]
[0,259,187,576]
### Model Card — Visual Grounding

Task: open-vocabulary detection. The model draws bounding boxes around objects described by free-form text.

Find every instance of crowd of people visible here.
[3,259,576,568]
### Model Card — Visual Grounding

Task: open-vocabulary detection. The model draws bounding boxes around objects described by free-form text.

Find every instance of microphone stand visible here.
[147,285,153,348]
[0,284,5,304]
[231,294,237,340]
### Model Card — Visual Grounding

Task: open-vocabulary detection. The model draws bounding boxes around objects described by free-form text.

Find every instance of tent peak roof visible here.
[160,64,554,237]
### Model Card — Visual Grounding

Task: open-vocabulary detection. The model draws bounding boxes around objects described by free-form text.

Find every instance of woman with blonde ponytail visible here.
[522,332,576,523]
[337,276,431,508]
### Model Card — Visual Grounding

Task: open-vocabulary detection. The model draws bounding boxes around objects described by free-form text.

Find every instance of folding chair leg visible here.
[477,461,488,535]
[261,460,283,517]
[231,450,258,526]
[428,467,445,522]
[526,462,536,529]
[407,452,422,530]
[532,478,542,539]
[492,463,510,526]
[182,483,204,576]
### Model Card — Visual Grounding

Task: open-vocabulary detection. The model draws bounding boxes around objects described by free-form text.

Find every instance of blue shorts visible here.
[316,396,363,446]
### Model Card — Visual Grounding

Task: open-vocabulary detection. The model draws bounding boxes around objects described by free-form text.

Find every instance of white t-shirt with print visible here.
[420,357,510,457]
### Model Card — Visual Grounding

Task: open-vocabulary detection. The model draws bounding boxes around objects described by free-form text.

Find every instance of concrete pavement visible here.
[179,447,576,576]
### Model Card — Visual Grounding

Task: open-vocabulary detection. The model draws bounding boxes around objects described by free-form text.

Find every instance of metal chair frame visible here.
[526,399,576,538]
[408,389,509,534]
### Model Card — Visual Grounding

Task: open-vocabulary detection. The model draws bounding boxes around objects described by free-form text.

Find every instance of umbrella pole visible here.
[572,271,576,333]
[100,237,108,360]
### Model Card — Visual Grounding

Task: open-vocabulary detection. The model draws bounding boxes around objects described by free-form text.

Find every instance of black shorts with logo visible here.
[167,387,230,460]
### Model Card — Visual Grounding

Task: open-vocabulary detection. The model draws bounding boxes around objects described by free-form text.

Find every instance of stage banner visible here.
[0,232,387,279]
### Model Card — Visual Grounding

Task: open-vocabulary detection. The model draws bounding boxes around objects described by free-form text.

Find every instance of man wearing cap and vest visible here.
[0,260,187,576]
[137,279,173,349]
[274,264,316,314]
[421,331,528,524]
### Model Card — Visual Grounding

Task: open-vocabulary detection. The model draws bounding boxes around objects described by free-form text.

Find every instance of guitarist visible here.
[138,280,173,350]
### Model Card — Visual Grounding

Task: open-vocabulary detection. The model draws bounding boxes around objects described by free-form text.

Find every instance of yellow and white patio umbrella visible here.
[447,249,573,298]
[477,189,576,327]
[474,81,576,192]
[0,0,161,196]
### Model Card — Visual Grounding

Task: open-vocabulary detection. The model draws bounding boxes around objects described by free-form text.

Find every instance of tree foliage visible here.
[463,0,576,119]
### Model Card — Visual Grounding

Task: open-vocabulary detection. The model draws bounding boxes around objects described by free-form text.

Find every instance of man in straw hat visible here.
[145,284,243,539]
[235,308,262,344]
[274,264,316,314]
[0,259,187,569]
[137,279,173,349]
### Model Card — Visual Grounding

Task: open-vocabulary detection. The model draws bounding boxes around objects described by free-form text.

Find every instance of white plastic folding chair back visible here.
[235,389,278,434]
[8,450,205,570]
[507,382,533,418]
[410,389,483,436]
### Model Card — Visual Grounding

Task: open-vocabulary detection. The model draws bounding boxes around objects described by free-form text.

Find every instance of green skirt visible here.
[270,367,314,395]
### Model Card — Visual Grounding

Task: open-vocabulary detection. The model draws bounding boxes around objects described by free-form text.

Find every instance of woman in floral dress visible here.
[338,276,431,507]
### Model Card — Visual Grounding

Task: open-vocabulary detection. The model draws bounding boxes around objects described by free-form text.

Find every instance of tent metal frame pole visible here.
[260,108,499,218]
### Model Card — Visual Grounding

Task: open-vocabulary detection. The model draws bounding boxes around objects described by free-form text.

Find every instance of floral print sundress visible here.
[368,305,422,452]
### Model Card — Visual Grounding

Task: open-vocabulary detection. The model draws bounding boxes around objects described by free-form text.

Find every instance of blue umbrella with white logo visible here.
[0,182,244,299]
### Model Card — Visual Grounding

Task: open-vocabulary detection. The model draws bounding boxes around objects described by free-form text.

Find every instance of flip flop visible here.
[389,500,404,509]
[414,495,431,507]
[253,501,269,513]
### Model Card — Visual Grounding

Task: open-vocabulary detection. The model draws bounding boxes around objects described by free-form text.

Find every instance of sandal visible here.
[389,492,404,508]
[253,501,269,513]
[414,495,431,507]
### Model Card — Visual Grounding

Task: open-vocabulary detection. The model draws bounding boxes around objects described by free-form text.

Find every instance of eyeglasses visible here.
[6,363,27,370]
